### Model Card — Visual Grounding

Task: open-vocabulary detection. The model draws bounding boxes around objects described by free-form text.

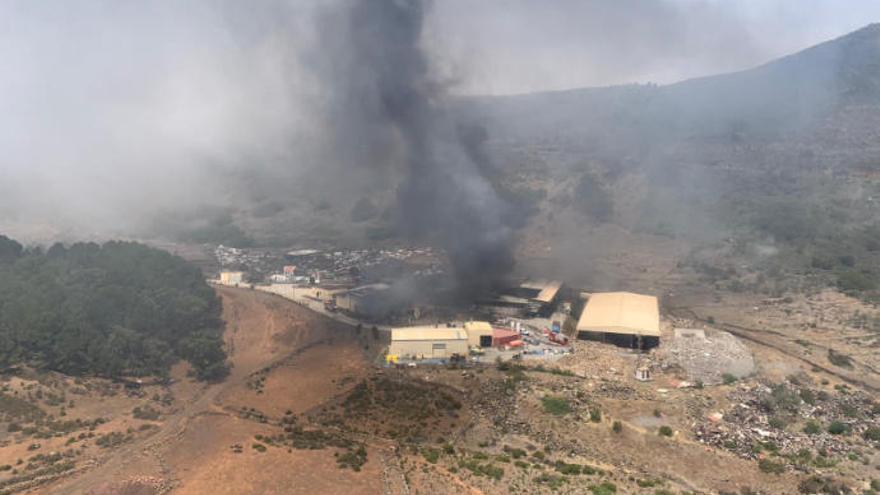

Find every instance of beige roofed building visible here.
[576,292,660,349]
[388,326,469,360]
[519,279,563,304]
[219,271,245,286]
[464,321,493,347]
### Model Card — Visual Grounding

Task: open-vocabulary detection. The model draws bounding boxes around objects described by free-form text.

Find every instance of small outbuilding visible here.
[576,292,660,349]
[388,326,468,360]
[219,271,245,286]
[492,328,520,347]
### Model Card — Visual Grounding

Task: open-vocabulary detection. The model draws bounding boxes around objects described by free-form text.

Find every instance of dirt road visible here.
[43,287,380,495]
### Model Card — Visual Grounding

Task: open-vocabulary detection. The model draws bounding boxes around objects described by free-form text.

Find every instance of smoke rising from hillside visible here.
[0,0,877,254]
[315,0,516,292]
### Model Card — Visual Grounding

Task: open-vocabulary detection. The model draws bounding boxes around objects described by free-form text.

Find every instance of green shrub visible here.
[827,421,850,435]
[422,448,440,464]
[863,427,880,442]
[798,476,849,494]
[534,473,566,489]
[722,373,737,385]
[612,421,622,433]
[132,405,161,421]
[541,397,572,416]
[803,420,821,435]
[799,389,816,405]
[768,416,787,430]
[658,426,673,437]
[554,461,581,476]
[758,458,785,475]
[827,350,853,368]
[589,481,617,495]
[480,464,504,480]
[336,445,368,471]
[589,408,602,423]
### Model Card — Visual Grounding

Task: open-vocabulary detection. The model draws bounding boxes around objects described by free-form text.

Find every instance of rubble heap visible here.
[657,328,755,385]
[695,380,880,468]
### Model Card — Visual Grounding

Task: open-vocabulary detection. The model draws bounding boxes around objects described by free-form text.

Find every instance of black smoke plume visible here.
[317,0,517,294]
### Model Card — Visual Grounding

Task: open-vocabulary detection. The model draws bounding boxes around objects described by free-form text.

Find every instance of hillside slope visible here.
[465,23,880,155]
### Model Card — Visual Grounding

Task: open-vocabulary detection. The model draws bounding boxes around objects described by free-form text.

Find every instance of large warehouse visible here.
[576,292,660,349]
[387,326,469,361]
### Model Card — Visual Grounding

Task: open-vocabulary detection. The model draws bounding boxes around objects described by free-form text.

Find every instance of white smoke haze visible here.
[429,0,880,94]
[0,1,321,237]
[0,0,878,242]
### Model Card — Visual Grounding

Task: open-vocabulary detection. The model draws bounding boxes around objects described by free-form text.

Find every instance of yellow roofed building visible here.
[388,326,469,360]
[576,292,660,349]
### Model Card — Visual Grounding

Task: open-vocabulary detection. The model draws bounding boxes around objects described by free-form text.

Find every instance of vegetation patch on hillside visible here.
[0,235,228,381]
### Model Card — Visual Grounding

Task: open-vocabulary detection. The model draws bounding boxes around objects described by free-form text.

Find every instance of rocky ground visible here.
[0,282,876,494]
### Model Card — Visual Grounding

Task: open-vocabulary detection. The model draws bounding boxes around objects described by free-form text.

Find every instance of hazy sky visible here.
[0,0,878,238]
[429,0,880,94]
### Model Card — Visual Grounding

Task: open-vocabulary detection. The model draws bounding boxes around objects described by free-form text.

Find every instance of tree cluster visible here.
[0,236,228,381]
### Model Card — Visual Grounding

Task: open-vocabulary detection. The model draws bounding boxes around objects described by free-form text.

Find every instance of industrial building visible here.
[333,283,392,319]
[517,279,563,308]
[479,279,564,317]
[576,292,660,349]
[463,321,493,347]
[219,271,245,286]
[387,326,469,361]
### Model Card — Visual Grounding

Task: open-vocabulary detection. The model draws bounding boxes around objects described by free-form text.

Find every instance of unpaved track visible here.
[44,287,359,495]
[667,306,880,393]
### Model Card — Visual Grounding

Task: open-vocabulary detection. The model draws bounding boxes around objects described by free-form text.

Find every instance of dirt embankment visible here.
[40,287,380,495]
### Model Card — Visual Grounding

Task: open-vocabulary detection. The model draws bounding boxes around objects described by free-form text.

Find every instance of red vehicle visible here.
[544,328,569,345]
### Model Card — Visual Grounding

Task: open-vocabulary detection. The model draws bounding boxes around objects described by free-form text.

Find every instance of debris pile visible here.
[695,380,880,467]
[287,247,443,281]
[554,341,638,381]
[657,328,755,385]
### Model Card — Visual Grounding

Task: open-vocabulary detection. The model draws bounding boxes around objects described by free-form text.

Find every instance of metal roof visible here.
[520,279,563,303]
[391,326,468,341]
[534,280,563,303]
[464,321,493,333]
[576,292,660,337]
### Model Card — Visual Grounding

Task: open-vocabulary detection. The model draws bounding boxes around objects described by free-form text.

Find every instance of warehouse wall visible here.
[388,339,469,359]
